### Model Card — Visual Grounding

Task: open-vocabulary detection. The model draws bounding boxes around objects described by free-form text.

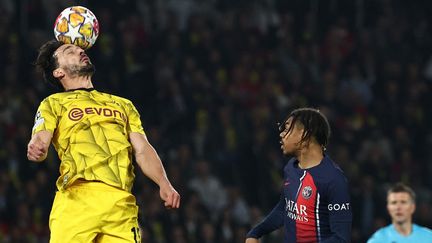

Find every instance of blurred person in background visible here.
[246,108,352,243]
[367,183,432,243]
[27,40,180,242]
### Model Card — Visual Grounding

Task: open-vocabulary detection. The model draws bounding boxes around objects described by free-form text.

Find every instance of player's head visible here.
[35,40,95,90]
[386,183,416,225]
[279,108,330,156]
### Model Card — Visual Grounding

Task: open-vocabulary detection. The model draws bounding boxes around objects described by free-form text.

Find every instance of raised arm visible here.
[27,130,53,162]
[129,132,180,209]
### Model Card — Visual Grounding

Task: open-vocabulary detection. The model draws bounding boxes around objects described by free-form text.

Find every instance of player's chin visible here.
[281,149,295,157]
[281,150,290,157]
[280,146,289,155]
[78,64,96,76]
[393,217,406,223]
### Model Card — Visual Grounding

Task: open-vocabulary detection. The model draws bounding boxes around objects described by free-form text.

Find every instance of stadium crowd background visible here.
[1,0,432,242]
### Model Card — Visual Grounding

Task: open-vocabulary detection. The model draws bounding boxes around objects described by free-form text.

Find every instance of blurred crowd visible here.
[1,0,432,242]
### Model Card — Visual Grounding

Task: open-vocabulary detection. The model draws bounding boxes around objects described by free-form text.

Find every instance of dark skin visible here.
[245,119,324,243]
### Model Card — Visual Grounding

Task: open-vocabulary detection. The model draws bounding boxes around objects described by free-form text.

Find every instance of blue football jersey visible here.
[247,154,352,242]
[367,224,432,243]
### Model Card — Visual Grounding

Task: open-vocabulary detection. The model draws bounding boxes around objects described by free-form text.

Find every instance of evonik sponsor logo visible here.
[68,107,127,122]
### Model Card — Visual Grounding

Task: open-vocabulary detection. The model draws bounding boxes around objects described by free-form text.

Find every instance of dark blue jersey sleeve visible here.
[246,198,284,238]
[323,172,352,242]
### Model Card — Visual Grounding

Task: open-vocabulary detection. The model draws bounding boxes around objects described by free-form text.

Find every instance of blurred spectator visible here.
[188,160,228,220]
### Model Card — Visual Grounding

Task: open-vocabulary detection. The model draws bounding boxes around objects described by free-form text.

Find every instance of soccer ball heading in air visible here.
[53,6,99,50]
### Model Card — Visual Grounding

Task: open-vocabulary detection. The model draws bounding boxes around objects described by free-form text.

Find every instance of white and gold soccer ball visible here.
[53,6,99,50]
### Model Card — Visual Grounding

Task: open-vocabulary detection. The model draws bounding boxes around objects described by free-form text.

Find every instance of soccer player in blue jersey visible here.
[246,108,352,243]
[367,183,432,243]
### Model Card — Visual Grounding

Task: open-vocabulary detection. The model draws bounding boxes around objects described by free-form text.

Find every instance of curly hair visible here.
[34,39,64,90]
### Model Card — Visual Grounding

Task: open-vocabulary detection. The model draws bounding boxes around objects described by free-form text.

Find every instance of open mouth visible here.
[81,56,90,63]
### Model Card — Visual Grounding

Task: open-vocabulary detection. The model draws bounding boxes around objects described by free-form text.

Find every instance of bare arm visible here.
[129,132,180,209]
[27,130,52,162]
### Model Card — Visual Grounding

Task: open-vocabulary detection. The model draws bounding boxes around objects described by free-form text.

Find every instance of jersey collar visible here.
[65,88,95,92]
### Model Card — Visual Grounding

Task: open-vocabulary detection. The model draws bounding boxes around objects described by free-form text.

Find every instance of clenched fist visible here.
[27,131,52,162]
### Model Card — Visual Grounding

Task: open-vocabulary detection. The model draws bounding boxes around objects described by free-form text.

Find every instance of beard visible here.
[281,143,301,157]
[282,149,297,157]
[65,63,95,77]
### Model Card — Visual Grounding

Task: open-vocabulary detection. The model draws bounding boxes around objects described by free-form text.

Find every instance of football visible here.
[53,6,99,50]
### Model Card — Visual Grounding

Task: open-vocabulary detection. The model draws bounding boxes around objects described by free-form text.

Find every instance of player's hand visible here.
[245,238,259,243]
[159,183,180,209]
[27,136,48,162]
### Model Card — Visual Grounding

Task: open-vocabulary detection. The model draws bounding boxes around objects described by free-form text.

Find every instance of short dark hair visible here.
[388,182,416,203]
[280,108,331,150]
[34,39,64,90]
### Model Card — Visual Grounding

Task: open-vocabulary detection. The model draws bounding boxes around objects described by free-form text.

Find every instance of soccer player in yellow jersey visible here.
[27,40,180,243]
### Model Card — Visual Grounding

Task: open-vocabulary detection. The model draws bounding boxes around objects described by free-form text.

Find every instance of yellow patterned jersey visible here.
[32,88,145,192]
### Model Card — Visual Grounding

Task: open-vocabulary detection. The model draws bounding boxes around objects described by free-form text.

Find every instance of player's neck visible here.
[393,220,413,236]
[297,144,324,169]
[62,76,94,91]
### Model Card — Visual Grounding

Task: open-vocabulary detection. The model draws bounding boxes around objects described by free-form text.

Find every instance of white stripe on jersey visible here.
[316,193,321,242]
[295,171,307,199]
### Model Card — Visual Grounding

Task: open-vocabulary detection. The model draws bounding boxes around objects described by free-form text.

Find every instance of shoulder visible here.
[323,155,345,172]
[96,91,133,105]
[327,156,348,179]
[413,224,432,236]
[37,93,68,109]
[367,225,393,242]
[43,92,68,103]
[95,91,138,112]
[315,155,348,184]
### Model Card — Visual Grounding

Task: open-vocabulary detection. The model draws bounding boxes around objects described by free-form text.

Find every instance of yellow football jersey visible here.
[32,88,145,192]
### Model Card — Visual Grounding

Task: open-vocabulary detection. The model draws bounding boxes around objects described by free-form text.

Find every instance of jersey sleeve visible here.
[32,98,58,135]
[125,101,145,134]
[322,173,352,243]
[246,197,284,238]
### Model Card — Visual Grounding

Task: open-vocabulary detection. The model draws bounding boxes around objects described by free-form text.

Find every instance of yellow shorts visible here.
[49,180,141,243]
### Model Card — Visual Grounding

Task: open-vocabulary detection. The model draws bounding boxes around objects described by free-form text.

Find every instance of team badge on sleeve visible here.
[32,110,45,131]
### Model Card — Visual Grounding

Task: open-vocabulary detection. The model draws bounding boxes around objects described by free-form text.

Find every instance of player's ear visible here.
[53,68,65,79]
